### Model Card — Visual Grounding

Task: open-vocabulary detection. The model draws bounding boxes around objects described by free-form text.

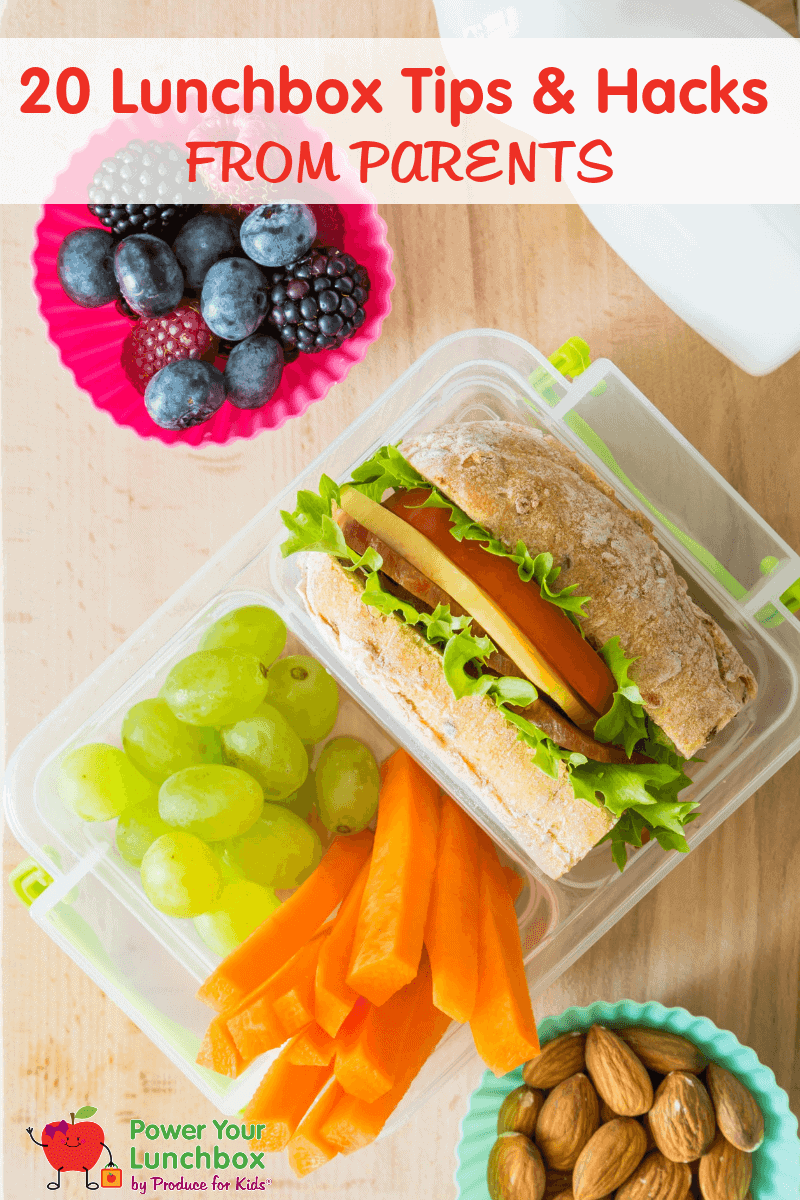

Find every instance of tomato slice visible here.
[384,488,616,717]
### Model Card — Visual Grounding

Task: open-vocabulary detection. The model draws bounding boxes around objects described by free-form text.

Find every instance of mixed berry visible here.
[56,163,372,431]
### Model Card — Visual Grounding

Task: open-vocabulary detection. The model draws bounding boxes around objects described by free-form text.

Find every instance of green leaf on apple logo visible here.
[75,1106,97,1119]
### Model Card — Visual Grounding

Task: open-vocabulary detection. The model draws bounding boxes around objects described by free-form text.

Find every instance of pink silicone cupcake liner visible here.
[31,109,394,446]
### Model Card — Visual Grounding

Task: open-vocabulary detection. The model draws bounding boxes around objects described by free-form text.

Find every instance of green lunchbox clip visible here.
[530,340,798,630]
[754,558,800,628]
[9,857,53,907]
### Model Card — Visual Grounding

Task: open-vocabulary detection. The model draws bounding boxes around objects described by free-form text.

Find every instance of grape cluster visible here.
[57,605,381,958]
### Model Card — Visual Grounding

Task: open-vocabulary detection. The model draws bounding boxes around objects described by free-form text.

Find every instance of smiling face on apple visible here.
[41,1115,105,1172]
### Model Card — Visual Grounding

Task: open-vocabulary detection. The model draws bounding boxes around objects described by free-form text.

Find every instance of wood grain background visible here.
[3,2,799,1196]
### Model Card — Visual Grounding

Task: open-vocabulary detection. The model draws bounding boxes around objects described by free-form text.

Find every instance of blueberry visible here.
[223,334,284,410]
[57,228,119,307]
[172,213,239,289]
[114,233,184,317]
[200,258,269,341]
[239,204,317,268]
[144,359,225,430]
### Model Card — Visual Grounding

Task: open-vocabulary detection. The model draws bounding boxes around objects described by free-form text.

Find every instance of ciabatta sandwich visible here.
[282,421,756,880]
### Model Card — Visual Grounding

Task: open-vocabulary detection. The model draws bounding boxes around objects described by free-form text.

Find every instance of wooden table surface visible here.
[3,2,799,1196]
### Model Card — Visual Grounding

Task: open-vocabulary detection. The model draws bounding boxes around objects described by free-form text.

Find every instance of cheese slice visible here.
[340,485,600,730]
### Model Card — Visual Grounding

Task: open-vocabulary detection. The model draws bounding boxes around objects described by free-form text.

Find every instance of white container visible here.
[5,330,800,1129]
[579,204,800,376]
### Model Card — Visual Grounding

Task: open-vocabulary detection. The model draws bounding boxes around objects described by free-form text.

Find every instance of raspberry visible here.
[122,304,218,394]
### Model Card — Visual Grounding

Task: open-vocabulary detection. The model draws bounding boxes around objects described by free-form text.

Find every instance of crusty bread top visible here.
[400,421,756,758]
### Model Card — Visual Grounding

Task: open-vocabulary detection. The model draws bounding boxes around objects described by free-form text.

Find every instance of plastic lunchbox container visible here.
[5,329,800,1130]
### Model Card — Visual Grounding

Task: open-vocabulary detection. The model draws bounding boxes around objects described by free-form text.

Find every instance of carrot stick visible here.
[244,1041,333,1153]
[315,858,371,1038]
[196,1015,243,1078]
[322,957,451,1153]
[334,973,429,1103]
[226,931,328,1064]
[287,1080,344,1178]
[424,795,481,1023]
[197,830,373,1012]
[470,835,539,1076]
[347,750,441,1006]
[286,1023,336,1067]
[273,932,326,1036]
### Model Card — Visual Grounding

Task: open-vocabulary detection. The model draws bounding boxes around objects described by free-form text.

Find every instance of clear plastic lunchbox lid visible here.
[5,330,800,1124]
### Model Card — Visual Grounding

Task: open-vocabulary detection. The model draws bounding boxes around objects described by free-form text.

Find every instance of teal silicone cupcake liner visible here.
[454,999,799,1200]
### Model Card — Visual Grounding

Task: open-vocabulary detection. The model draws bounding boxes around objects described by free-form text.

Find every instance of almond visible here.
[497,1084,545,1138]
[585,1025,653,1116]
[697,1129,752,1200]
[705,1063,764,1152]
[487,1132,546,1200]
[524,1032,586,1090]
[573,1117,648,1200]
[535,1073,599,1171]
[599,1098,620,1123]
[615,1150,692,1200]
[619,1027,708,1075]
[649,1073,716,1162]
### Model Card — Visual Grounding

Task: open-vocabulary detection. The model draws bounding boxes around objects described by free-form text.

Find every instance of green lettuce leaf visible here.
[593,636,649,757]
[280,476,346,557]
[574,756,696,870]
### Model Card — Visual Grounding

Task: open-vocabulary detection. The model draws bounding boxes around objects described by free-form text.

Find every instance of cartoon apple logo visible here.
[26,1105,115,1190]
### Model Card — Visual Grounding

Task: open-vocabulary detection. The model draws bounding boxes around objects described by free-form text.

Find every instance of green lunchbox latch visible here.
[530,336,601,409]
[9,858,53,907]
[778,576,800,615]
[548,336,592,378]
[754,558,800,627]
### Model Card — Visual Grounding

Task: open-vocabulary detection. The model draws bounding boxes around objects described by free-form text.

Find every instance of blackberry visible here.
[87,139,209,238]
[91,203,195,241]
[269,248,370,354]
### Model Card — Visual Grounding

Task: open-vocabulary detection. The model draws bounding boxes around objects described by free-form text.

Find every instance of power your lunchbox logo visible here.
[25,1104,121,1189]
[128,1120,273,1191]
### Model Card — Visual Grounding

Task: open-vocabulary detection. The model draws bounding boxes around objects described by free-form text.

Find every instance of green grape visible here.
[58,743,156,822]
[115,798,172,866]
[162,649,269,727]
[199,605,287,669]
[315,737,380,835]
[282,770,317,821]
[220,705,307,802]
[158,764,263,842]
[264,655,339,745]
[140,831,223,918]
[220,804,323,889]
[194,879,281,957]
[121,699,222,783]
